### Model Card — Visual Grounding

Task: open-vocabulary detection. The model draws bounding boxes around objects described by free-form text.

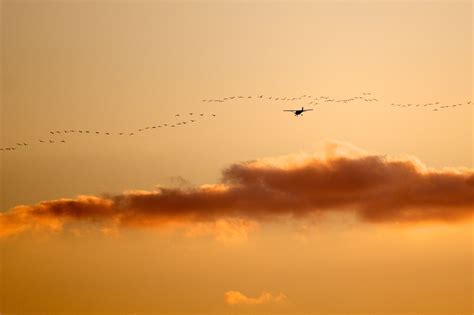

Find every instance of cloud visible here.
[1,141,473,238]
[224,290,287,305]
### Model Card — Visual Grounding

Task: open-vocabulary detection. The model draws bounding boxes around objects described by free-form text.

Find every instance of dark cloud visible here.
[1,143,473,238]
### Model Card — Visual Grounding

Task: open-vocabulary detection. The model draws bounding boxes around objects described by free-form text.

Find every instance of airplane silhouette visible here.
[283,107,314,116]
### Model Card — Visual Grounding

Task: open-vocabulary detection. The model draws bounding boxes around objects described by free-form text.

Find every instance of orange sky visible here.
[0,1,473,314]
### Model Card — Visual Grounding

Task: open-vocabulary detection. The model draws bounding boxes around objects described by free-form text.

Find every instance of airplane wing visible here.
[302,109,314,112]
[283,110,297,112]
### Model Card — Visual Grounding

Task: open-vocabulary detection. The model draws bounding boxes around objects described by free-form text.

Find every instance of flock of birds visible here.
[202,92,471,112]
[1,91,472,153]
[202,92,379,105]
[0,112,216,152]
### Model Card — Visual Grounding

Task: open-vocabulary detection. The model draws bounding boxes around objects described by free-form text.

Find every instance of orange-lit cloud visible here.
[224,290,287,305]
[1,142,473,238]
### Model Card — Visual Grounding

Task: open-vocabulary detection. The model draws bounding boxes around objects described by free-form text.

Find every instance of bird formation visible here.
[390,100,471,111]
[202,93,377,105]
[203,93,471,112]
[0,112,216,153]
[0,139,67,152]
[2,93,472,153]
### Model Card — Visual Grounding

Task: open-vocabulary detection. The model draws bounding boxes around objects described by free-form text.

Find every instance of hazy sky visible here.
[0,1,472,314]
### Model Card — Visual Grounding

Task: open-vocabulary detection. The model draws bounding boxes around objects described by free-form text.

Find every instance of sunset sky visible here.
[1,1,473,315]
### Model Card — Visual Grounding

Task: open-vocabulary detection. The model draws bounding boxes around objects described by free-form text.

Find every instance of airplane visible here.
[283,106,313,116]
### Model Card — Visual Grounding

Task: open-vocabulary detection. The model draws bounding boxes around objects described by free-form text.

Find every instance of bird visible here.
[39,140,45,143]
[175,114,180,117]
[189,113,193,115]
[49,140,55,143]
[23,143,28,146]
[61,140,66,143]
[129,133,134,136]
[49,131,55,135]
[105,132,110,135]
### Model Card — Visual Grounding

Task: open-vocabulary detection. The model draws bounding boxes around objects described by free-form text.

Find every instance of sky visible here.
[0,1,473,315]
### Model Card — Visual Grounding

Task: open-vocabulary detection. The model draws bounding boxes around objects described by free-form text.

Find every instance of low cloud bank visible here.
[1,142,473,238]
